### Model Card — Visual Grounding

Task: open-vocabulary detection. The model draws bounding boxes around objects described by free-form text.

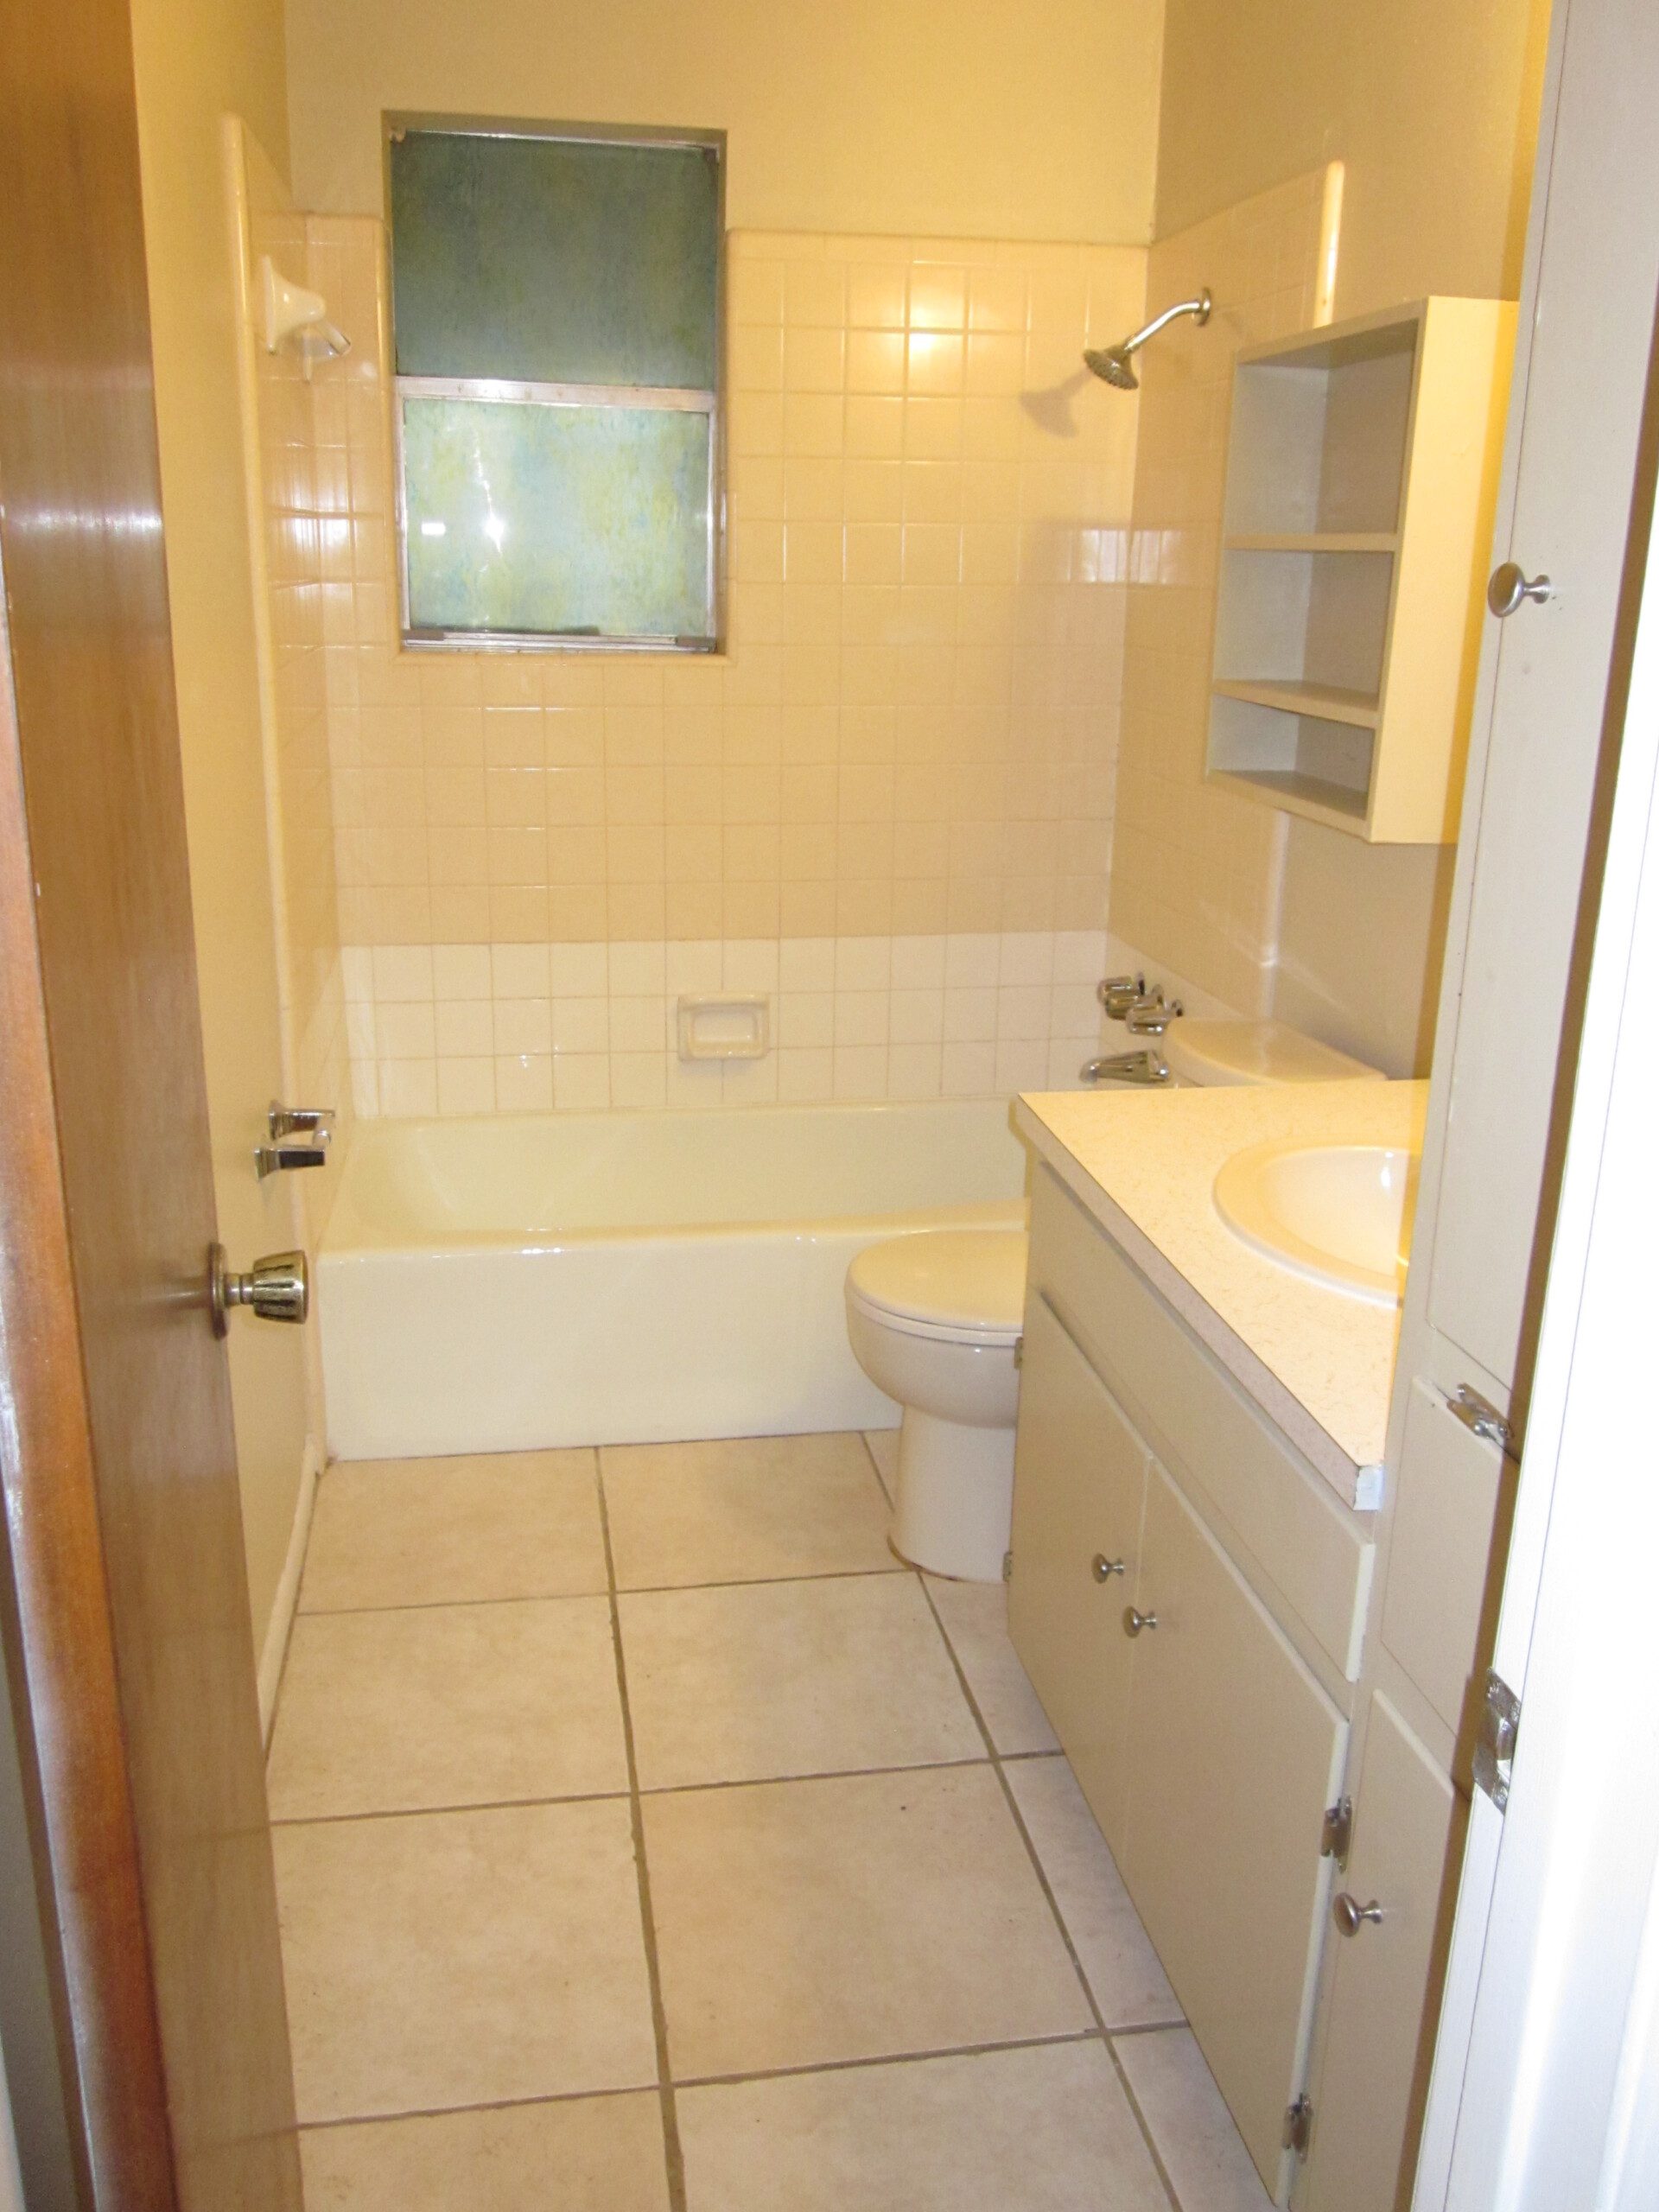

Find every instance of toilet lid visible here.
[847,1230,1028,1339]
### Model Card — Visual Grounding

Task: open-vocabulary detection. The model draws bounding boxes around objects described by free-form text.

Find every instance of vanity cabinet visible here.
[1010,1164,1370,2201]
[1007,1293,1146,1847]
[1298,1694,1458,2212]
[1122,1465,1348,2191]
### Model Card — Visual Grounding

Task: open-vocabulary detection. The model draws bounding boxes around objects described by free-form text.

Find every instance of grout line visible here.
[296,2080,661,2134]
[858,1429,896,1509]
[266,1751,1001,1829]
[671,2025,1103,2093]
[296,1560,907,1622]
[915,1575,1185,2212]
[294,2025,1113,2137]
[595,1453,689,2212]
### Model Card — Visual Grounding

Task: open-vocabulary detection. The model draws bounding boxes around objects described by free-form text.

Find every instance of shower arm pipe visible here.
[1116,288,1212,363]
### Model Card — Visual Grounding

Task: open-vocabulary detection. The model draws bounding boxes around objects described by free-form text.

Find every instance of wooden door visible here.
[1008,1293,1148,1849]
[1121,1464,1347,2201]
[1300,1695,1459,2212]
[0,1,302,2207]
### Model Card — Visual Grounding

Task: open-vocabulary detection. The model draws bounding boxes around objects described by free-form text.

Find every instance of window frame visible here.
[384,112,726,656]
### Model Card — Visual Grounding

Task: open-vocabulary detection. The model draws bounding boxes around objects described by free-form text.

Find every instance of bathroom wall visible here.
[127,0,315,1656]
[317,224,1145,1112]
[1112,0,1553,1072]
[283,0,1164,245]
[232,124,354,1243]
[1156,0,1552,321]
[1110,168,1335,1018]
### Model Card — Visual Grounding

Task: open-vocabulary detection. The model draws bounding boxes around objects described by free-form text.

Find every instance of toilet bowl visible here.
[845,1016,1386,1584]
[845,1229,1027,1581]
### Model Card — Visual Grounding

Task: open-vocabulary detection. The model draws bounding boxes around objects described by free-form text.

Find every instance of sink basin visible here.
[1213,1141,1420,1306]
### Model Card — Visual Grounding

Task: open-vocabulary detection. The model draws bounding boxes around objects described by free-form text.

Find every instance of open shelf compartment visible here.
[1204,297,1516,844]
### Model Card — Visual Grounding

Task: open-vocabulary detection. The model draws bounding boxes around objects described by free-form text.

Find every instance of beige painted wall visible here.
[283,0,1165,243]
[129,0,315,1658]
[1156,0,1550,318]
[1117,0,1553,1074]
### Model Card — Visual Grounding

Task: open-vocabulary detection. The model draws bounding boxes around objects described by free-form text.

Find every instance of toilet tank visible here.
[1163,1019,1385,1089]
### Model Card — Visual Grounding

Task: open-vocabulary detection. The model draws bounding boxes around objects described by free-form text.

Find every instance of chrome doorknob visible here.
[1123,1605,1158,1637]
[1332,1892,1385,1936]
[209,1243,308,1336]
[1487,561,1554,617]
[1092,1554,1127,1582]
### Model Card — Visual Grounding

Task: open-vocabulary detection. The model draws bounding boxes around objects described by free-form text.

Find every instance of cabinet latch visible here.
[1447,1383,1516,1459]
[1283,2095,1314,2158]
[1320,1796,1353,1868]
[1473,1668,1521,1812]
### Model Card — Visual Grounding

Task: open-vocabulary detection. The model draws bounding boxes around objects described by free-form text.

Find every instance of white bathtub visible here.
[319,1101,1031,1459]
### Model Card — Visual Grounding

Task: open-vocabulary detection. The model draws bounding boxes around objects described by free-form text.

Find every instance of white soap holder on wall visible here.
[677,995,771,1061]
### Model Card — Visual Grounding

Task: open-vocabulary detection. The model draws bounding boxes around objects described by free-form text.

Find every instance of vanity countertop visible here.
[1014,1078,1430,1509]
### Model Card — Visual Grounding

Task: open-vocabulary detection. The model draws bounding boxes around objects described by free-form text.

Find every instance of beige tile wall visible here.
[1109,169,1335,1013]
[245,184,352,1217]
[300,220,1147,1109]
[343,928,1111,1116]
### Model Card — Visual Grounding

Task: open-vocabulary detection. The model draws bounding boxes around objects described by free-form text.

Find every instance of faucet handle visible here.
[1125,990,1183,1037]
[269,1101,334,1141]
[1098,974,1146,1020]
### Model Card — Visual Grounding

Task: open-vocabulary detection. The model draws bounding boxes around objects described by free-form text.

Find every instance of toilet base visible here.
[890,1408,1016,1582]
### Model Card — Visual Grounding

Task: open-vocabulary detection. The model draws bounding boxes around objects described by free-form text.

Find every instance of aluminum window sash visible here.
[396,374,715,412]
[391,385,720,654]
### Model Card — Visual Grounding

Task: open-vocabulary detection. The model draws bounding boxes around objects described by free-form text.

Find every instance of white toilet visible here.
[845,1016,1382,1581]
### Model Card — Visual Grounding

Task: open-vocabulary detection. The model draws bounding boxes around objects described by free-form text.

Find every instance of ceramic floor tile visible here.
[299,2092,671,2211]
[678,2041,1167,2211]
[642,1764,1092,2078]
[299,1451,607,1611]
[267,1597,626,1820]
[620,1573,982,1789]
[1114,2027,1274,2211]
[1007,1757,1182,2030]
[275,1799,656,2122]
[601,1433,897,1590]
[923,1575,1061,1753]
[862,1427,899,1503]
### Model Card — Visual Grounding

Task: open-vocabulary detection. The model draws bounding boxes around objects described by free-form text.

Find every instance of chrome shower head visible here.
[1084,287,1213,390]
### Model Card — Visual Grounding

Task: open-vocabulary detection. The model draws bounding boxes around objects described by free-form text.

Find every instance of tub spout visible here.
[1080,1048,1170,1087]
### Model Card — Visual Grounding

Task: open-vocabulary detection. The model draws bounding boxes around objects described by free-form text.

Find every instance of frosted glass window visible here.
[403,397,713,639]
[387,121,721,649]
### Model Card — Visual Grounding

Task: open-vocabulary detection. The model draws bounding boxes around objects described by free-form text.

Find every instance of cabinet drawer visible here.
[1122,1463,1348,2198]
[1008,1292,1148,1848]
[1030,1165,1373,1682]
[1383,1381,1510,1741]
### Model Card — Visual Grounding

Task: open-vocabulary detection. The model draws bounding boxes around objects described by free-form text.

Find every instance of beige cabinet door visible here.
[1008,1292,1149,1849]
[1300,1694,1459,2212]
[1122,1463,1348,2198]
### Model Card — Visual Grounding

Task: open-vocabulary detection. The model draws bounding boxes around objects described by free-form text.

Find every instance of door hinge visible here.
[1283,2095,1314,2158]
[1013,1333,1024,1369]
[1320,1796,1353,1868]
[1447,1383,1516,1458]
[1473,1668,1521,1811]
[1002,1548,1014,1583]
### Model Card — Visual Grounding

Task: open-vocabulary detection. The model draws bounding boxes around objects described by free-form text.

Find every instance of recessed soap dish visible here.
[677,994,771,1061]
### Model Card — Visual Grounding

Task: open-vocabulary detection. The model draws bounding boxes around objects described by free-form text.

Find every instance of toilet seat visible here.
[845,1230,1027,1347]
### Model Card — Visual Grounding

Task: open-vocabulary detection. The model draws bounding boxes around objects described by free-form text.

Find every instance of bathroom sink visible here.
[1212,1141,1420,1306]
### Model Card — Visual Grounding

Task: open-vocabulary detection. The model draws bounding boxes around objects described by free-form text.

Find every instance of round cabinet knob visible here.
[1123,1605,1158,1637]
[1487,561,1554,617]
[1092,1554,1127,1582]
[1332,1892,1385,1936]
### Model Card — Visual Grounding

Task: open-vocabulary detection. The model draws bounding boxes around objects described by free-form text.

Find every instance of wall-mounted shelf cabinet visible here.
[1206,298,1516,843]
